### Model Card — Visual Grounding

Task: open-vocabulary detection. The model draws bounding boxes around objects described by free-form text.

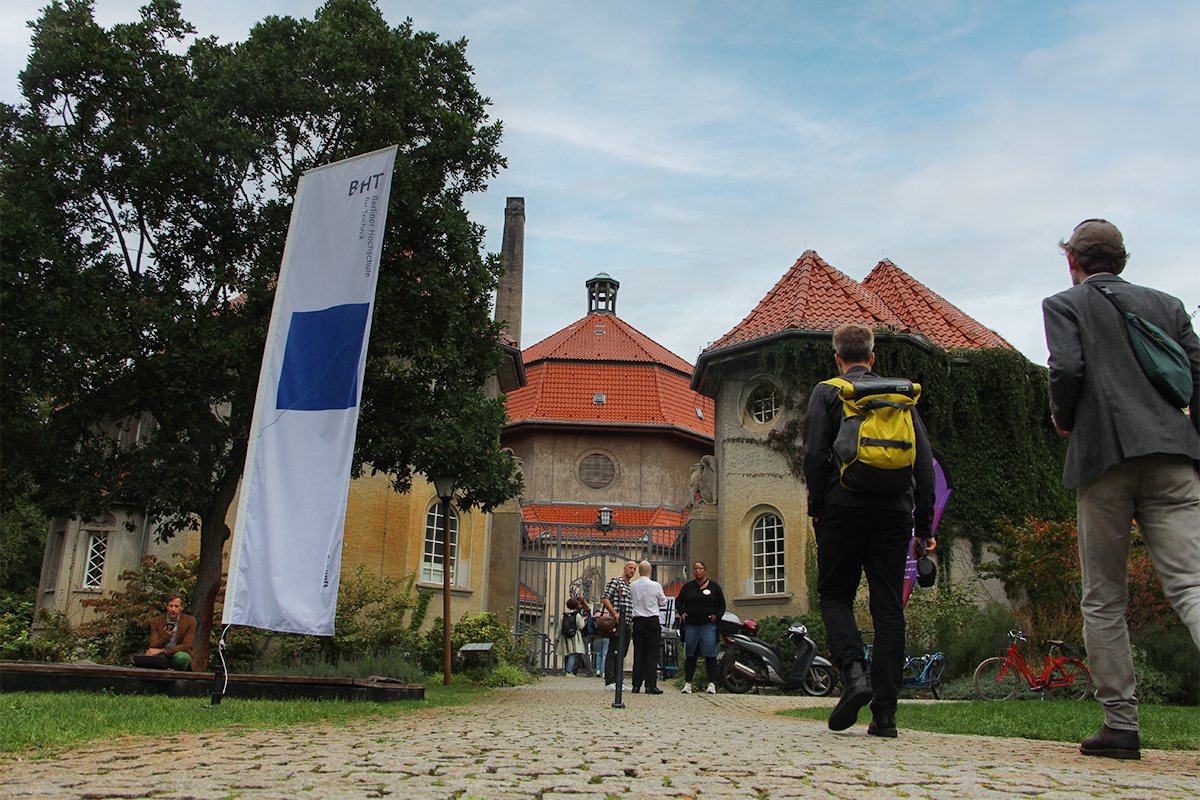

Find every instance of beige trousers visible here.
[1077,453,1200,731]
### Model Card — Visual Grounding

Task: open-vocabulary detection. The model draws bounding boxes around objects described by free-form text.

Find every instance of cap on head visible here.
[1065,219,1123,254]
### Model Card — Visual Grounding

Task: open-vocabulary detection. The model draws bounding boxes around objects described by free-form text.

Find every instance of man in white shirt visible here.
[628,560,667,694]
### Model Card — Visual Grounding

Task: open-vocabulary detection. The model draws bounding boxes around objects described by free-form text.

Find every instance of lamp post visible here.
[433,475,458,686]
[597,506,613,531]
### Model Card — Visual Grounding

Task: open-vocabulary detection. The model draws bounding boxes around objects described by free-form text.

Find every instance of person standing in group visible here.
[1043,219,1200,761]
[601,560,638,689]
[591,612,610,679]
[803,322,936,737]
[557,598,587,676]
[628,560,667,694]
[676,561,725,694]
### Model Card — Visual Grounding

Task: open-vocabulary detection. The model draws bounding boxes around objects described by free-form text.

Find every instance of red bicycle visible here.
[974,630,1092,701]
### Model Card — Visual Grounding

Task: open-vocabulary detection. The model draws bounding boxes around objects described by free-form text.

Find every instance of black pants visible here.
[815,504,911,717]
[630,617,662,690]
[603,629,630,685]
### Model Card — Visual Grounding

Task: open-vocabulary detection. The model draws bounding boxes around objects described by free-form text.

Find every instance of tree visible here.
[1,0,521,668]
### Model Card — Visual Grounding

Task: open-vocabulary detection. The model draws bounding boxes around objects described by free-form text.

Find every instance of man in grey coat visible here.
[1043,219,1200,760]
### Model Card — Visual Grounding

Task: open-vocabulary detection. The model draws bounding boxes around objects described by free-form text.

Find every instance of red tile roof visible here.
[521,503,689,547]
[506,362,714,437]
[861,260,1013,350]
[706,251,907,351]
[519,583,544,606]
[523,314,695,375]
[506,313,714,439]
[706,250,1013,354]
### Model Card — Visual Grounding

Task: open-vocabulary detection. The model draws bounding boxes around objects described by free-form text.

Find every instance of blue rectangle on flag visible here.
[276,303,370,411]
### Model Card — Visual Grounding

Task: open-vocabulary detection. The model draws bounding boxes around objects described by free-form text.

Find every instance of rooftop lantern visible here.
[586,272,619,316]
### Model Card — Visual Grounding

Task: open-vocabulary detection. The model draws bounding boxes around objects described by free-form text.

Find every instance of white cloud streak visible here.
[4,0,1196,367]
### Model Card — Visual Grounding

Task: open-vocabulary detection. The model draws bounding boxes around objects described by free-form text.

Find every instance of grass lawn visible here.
[1,683,486,759]
[780,700,1200,752]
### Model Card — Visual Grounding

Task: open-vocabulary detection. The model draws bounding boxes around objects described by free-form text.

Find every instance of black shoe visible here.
[1080,725,1140,760]
[645,687,663,694]
[630,687,641,693]
[829,661,873,732]
[867,715,897,738]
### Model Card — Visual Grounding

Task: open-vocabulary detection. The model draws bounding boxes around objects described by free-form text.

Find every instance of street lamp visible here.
[433,475,457,685]
[596,506,613,531]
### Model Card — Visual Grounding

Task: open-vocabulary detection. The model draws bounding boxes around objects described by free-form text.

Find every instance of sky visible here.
[3,0,1197,366]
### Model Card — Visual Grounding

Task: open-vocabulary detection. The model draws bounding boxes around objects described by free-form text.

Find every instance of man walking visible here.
[803,322,936,737]
[601,560,638,689]
[628,560,667,694]
[1043,219,1200,760]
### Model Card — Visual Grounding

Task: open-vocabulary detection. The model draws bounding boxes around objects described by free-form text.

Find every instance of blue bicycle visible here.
[860,631,947,699]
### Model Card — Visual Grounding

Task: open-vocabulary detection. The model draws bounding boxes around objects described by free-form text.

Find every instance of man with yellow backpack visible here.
[803,322,937,738]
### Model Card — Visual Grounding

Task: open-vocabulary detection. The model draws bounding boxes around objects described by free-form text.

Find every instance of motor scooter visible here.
[717,613,837,696]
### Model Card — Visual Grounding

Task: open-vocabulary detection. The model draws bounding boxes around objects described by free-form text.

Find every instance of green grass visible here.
[780,700,1200,752]
[1,683,485,759]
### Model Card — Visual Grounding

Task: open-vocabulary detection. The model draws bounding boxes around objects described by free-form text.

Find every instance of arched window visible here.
[752,513,785,594]
[422,504,459,585]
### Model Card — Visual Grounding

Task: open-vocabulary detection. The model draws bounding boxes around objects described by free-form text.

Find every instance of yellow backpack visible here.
[820,376,921,493]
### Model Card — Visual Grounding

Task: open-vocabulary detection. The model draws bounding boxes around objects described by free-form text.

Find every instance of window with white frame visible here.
[747,384,782,425]
[82,531,108,589]
[421,504,459,585]
[751,514,785,594]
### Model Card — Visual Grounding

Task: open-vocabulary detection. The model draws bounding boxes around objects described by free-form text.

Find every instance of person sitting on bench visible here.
[145,592,195,670]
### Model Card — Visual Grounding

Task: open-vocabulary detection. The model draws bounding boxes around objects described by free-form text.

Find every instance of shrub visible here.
[256,648,426,683]
[1132,625,1199,706]
[78,554,198,665]
[0,594,37,660]
[416,609,532,674]
[475,662,534,688]
[266,568,433,669]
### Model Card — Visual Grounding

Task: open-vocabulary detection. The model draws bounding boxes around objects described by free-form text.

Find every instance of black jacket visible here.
[802,364,936,537]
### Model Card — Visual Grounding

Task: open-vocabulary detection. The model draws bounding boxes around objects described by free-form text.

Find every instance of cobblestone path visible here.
[3,677,1197,799]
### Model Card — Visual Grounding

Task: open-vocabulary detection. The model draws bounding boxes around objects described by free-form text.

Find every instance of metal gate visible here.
[516,521,689,673]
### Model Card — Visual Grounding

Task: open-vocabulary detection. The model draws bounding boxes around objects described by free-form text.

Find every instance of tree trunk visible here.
[191,507,230,672]
[190,442,246,671]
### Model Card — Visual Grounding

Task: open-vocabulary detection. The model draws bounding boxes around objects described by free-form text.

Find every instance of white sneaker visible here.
[681,682,693,694]
[706,682,717,694]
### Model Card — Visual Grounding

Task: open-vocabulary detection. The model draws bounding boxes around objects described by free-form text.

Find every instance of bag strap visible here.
[1091,282,1131,316]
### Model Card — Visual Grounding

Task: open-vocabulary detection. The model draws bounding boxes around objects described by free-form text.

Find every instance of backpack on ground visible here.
[561,610,579,640]
[820,376,920,493]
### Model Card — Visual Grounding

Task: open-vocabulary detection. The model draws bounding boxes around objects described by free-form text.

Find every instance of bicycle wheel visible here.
[928,655,946,699]
[974,657,1018,700]
[803,664,837,697]
[1043,658,1092,700]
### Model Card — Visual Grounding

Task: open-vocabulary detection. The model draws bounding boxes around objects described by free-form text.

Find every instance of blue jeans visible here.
[593,636,609,672]
[683,620,718,657]
[564,653,581,674]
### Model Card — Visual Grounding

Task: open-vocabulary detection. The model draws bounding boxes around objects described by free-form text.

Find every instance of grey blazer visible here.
[1043,274,1199,489]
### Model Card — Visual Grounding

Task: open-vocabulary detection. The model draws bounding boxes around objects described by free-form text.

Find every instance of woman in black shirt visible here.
[676,561,726,693]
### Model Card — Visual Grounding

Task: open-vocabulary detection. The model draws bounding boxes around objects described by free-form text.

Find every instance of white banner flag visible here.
[222,146,398,635]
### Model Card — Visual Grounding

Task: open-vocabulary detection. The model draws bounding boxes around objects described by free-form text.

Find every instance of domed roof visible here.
[505,279,714,441]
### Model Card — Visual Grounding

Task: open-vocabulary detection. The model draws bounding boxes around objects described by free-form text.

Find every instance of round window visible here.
[747,384,781,425]
[578,453,616,489]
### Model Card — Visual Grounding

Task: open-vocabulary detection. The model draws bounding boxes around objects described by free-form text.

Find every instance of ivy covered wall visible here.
[754,334,1074,554]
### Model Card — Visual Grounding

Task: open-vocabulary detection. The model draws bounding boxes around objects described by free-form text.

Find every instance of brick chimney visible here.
[496,197,525,345]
